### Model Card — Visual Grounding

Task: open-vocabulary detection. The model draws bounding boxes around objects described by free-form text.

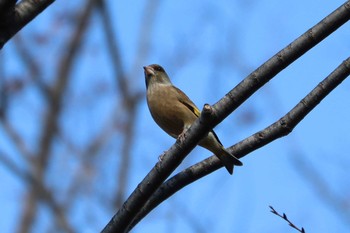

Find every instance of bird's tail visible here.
[215,147,243,175]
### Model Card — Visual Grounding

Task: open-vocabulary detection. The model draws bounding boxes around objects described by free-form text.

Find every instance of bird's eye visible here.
[155,65,163,72]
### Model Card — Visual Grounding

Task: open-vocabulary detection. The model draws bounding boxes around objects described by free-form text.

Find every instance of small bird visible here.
[144,64,242,174]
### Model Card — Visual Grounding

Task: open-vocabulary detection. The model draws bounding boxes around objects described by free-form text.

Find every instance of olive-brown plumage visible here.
[144,64,242,174]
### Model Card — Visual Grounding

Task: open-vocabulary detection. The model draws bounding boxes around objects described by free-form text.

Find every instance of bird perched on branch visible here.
[144,64,242,174]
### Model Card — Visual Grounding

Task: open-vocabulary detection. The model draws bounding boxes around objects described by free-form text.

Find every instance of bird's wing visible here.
[173,86,201,117]
[173,86,224,146]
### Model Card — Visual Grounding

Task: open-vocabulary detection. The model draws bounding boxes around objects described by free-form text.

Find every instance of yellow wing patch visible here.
[173,85,201,118]
[180,100,201,117]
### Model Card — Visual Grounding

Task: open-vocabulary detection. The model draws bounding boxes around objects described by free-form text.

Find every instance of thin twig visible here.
[270,206,305,233]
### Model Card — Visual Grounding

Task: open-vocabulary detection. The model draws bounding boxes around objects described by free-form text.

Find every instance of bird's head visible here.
[143,64,172,89]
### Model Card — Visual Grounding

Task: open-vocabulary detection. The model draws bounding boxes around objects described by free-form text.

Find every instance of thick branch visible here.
[101,104,218,233]
[0,0,55,49]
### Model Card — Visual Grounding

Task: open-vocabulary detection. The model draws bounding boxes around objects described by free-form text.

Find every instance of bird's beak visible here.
[143,66,155,76]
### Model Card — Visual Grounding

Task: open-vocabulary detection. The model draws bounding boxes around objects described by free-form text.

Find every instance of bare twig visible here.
[270,206,305,233]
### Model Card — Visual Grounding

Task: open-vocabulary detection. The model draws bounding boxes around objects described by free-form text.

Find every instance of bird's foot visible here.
[177,131,187,143]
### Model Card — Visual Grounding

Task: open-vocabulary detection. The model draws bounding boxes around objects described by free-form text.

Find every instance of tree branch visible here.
[0,0,55,49]
[270,206,305,233]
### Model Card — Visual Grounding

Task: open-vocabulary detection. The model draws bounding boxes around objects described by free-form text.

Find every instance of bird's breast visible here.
[147,86,196,138]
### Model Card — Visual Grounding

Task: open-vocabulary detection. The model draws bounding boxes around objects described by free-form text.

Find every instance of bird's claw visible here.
[177,131,187,143]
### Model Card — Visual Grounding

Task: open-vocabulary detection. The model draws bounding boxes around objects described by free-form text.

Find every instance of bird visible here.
[143,64,242,174]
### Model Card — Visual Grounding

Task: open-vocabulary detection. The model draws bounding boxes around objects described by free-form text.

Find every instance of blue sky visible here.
[1,0,350,232]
